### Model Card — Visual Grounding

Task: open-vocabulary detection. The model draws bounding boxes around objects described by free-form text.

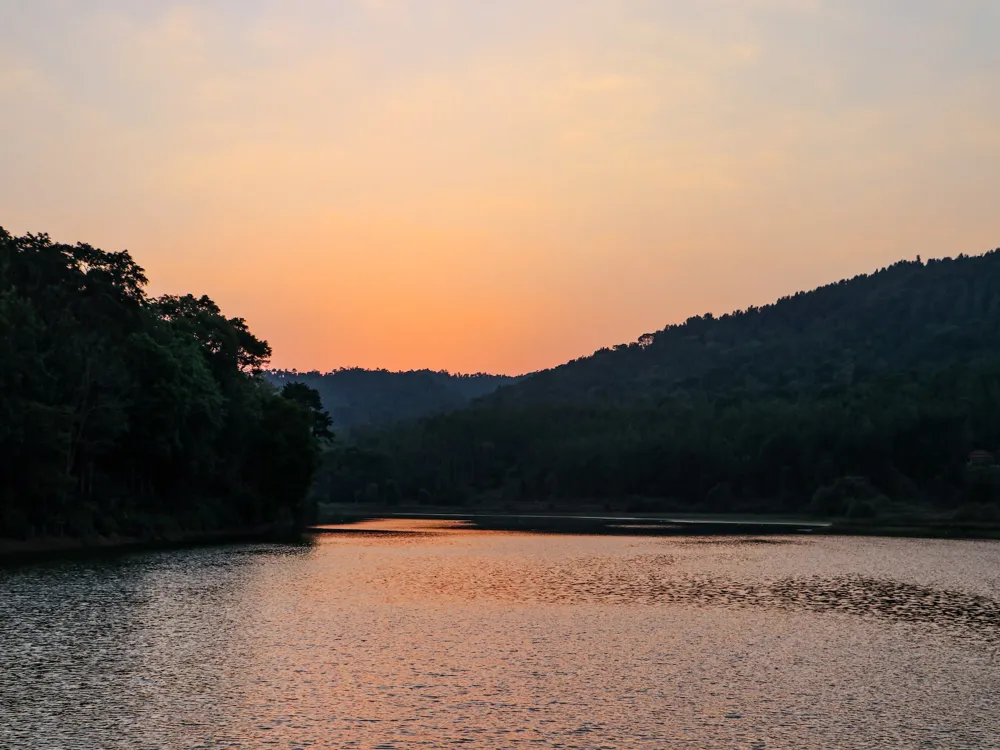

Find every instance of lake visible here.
[2,518,999,748]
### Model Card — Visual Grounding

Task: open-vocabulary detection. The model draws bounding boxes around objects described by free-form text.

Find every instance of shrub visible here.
[383,479,402,506]
[811,476,883,518]
[706,482,733,511]
[95,515,120,537]
[954,503,1000,523]
[0,506,32,540]
[846,498,879,519]
[810,485,844,517]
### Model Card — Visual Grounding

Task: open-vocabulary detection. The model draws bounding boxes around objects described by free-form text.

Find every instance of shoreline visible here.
[315,507,1000,540]
[5,509,998,564]
[0,525,307,564]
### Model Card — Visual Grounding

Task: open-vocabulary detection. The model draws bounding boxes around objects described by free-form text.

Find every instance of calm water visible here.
[2,520,1000,749]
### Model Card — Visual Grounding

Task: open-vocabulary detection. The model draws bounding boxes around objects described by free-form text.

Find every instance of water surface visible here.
[2,519,999,748]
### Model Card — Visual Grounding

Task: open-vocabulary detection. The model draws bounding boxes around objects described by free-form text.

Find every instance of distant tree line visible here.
[0,228,329,540]
[318,250,1000,522]
[266,368,516,428]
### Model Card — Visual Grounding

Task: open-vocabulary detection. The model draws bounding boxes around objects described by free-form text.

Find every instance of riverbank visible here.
[7,509,997,563]
[824,519,1000,539]
[0,525,307,563]
[315,505,1000,540]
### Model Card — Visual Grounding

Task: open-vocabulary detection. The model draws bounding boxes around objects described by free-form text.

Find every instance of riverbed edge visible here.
[316,506,1000,540]
[0,525,307,563]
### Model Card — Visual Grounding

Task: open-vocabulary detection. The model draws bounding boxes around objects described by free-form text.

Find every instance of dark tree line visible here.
[266,368,516,428]
[322,250,1000,521]
[0,228,329,540]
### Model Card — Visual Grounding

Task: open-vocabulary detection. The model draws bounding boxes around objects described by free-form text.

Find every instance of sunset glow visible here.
[3,0,999,373]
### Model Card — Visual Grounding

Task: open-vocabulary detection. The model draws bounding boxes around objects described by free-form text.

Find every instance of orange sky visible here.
[3,1,999,374]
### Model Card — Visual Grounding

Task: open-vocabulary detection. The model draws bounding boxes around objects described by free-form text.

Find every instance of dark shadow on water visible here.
[0,537,316,573]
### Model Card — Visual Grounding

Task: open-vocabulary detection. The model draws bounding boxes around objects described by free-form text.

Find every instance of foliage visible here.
[0,228,327,539]
[321,249,1000,516]
[280,382,334,440]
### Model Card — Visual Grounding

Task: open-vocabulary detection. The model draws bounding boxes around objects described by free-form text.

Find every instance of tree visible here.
[281,382,334,440]
[0,227,321,541]
[318,247,1000,519]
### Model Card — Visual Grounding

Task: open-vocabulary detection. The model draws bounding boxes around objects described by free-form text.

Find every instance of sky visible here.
[2,1,999,375]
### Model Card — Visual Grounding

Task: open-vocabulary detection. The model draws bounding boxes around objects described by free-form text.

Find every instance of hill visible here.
[328,250,1000,521]
[489,253,1000,408]
[266,368,516,428]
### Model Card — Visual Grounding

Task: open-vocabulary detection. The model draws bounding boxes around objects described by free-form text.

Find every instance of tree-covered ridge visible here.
[266,368,517,428]
[0,228,327,540]
[335,249,1000,521]
[488,253,1000,408]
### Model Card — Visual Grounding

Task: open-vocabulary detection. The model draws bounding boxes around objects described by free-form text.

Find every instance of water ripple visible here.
[1,529,998,748]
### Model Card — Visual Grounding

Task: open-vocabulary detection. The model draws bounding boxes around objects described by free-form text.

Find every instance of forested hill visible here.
[266,369,516,428]
[487,252,1000,409]
[334,249,1000,520]
[0,228,329,543]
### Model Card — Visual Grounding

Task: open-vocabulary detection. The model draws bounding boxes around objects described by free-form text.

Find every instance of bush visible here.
[0,506,32,540]
[706,482,733,511]
[94,515,120,537]
[810,485,844,517]
[65,507,96,537]
[811,476,883,517]
[846,498,879,519]
[383,480,402,506]
[954,503,1000,523]
[626,497,659,513]
[437,486,470,507]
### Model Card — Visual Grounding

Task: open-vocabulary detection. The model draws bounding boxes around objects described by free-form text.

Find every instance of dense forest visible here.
[266,368,516,428]
[0,228,329,542]
[323,250,1000,522]
[8,226,1000,537]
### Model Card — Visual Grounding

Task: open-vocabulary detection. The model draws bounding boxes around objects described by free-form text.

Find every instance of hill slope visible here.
[488,253,1000,408]
[332,250,1000,519]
